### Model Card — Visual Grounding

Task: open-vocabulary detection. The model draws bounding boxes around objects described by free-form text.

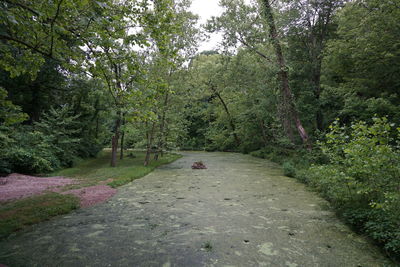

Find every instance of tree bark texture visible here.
[154,91,169,161]
[120,114,126,160]
[111,112,121,167]
[111,63,123,166]
[144,122,156,166]
[261,0,310,147]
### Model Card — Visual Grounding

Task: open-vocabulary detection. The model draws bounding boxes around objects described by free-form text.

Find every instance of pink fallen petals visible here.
[0,173,75,202]
[61,185,117,208]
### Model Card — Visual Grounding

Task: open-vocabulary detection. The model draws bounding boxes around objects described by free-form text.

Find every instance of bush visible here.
[306,117,400,256]
[0,106,105,175]
[7,148,54,174]
[249,149,268,159]
[250,145,319,169]
[34,107,81,167]
[0,127,59,174]
[282,161,296,177]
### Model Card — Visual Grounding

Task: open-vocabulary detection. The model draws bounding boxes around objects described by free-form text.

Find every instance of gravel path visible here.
[0,152,391,266]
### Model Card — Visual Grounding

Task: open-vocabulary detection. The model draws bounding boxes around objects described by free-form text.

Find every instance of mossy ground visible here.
[0,193,79,239]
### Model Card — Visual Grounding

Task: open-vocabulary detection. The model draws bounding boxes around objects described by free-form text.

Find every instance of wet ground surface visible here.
[0,152,392,266]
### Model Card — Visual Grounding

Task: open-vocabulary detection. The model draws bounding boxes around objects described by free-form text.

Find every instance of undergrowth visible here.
[250,118,400,260]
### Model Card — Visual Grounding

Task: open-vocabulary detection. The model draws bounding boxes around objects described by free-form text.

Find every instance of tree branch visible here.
[237,35,273,63]
[50,0,64,56]
[0,33,51,57]
[2,0,40,16]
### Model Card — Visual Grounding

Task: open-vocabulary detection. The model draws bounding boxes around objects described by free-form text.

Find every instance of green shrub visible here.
[0,106,105,175]
[282,161,296,177]
[34,107,81,167]
[306,117,400,256]
[249,149,267,159]
[7,148,54,174]
[0,127,60,174]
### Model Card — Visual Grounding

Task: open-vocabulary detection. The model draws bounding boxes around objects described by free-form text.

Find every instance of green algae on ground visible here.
[0,152,393,266]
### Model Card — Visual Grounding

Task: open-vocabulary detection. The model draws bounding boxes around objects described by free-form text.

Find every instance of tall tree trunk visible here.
[211,86,241,147]
[144,122,156,166]
[154,91,169,161]
[261,0,310,147]
[111,111,121,167]
[278,100,295,143]
[120,114,126,160]
[111,63,123,166]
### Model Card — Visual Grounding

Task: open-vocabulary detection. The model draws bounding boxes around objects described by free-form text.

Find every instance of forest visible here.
[0,0,399,259]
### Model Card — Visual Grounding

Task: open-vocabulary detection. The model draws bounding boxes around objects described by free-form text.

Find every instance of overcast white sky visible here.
[189,0,224,52]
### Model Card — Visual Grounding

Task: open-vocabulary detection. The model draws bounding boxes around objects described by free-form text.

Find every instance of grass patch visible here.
[0,192,79,240]
[50,150,182,189]
[0,150,181,240]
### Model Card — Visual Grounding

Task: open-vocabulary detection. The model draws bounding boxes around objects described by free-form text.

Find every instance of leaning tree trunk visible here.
[211,86,241,147]
[111,111,121,167]
[261,0,310,147]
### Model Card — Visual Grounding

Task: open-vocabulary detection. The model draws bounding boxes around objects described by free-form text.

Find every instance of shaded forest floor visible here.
[0,151,181,240]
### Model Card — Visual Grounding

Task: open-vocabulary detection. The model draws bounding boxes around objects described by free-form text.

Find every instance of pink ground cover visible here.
[0,174,117,208]
[0,173,75,202]
[61,185,117,208]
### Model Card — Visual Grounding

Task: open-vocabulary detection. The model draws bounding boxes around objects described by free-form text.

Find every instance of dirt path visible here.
[0,152,391,266]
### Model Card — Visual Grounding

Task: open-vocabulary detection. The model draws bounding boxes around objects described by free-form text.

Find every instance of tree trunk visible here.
[111,112,121,167]
[120,114,126,160]
[212,86,241,147]
[154,91,169,161]
[261,0,310,147]
[144,122,156,166]
[278,100,295,143]
[162,123,170,157]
